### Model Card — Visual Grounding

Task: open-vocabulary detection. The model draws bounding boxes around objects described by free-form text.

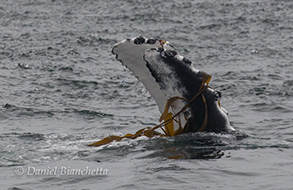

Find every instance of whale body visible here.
[112,36,235,134]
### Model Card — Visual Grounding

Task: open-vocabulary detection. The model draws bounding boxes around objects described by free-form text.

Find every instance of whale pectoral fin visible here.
[112,37,174,113]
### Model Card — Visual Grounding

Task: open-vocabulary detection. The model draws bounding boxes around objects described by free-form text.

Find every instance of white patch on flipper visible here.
[112,37,173,113]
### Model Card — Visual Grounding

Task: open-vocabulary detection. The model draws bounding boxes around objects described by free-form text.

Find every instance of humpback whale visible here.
[89,36,234,147]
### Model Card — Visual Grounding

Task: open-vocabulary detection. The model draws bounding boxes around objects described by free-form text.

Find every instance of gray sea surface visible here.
[0,0,293,189]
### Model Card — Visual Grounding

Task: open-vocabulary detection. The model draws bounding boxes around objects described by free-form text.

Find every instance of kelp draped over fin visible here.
[88,69,211,146]
[88,37,212,147]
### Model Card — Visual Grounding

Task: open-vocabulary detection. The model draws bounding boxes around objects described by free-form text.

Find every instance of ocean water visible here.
[0,0,292,189]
